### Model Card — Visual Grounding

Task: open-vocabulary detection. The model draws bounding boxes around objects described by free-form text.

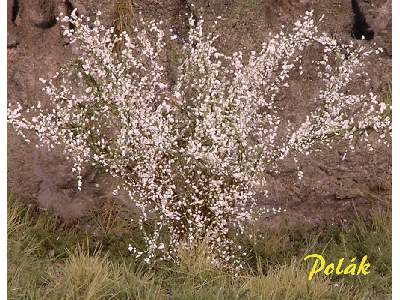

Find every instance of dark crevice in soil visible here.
[12,0,20,24]
[34,0,58,29]
[351,0,374,40]
[34,18,57,29]
[8,41,20,49]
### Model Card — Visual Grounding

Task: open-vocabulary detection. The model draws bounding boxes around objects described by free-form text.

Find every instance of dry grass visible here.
[113,0,134,54]
[7,196,391,299]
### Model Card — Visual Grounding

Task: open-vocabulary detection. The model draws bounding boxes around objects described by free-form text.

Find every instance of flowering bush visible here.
[8,10,391,270]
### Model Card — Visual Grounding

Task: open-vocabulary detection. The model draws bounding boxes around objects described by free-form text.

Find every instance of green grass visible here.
[8,196,391,299]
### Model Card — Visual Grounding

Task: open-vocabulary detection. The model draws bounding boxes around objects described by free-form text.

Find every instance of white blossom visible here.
[7,11,391,271]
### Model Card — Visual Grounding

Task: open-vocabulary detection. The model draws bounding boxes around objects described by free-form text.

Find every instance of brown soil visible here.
[7,0,391,226]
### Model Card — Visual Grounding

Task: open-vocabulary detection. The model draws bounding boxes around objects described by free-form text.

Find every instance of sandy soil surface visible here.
[7,0,391,226]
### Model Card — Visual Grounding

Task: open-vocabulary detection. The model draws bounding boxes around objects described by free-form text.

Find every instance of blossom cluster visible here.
[8,10,391,270]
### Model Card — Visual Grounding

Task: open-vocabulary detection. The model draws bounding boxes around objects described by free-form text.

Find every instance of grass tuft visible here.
[8,196,391,299]
[113,0,134,54]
